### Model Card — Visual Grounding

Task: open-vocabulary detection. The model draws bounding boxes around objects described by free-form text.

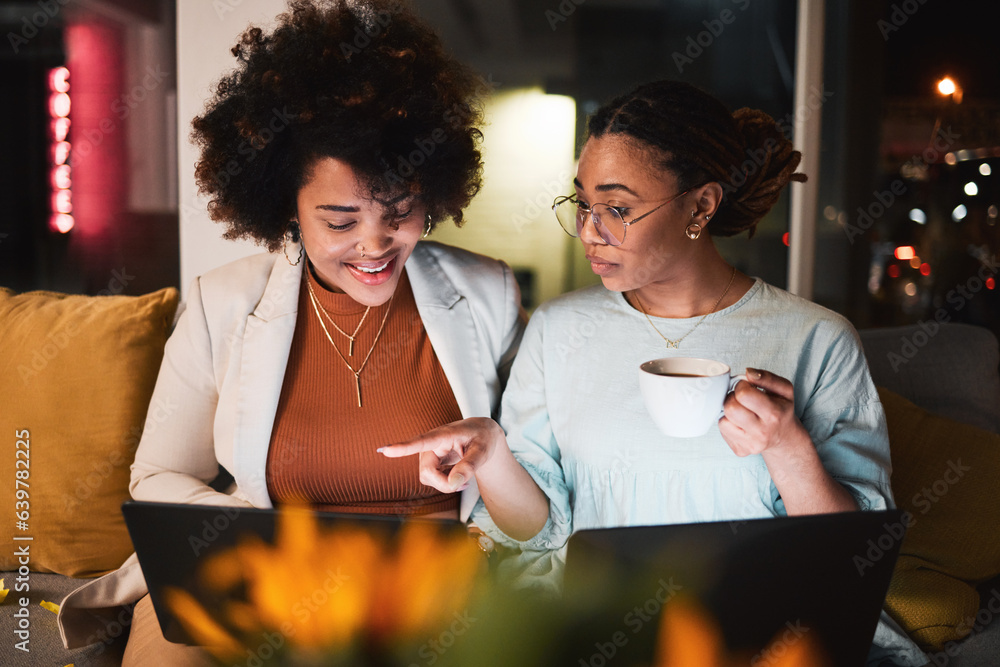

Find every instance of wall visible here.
[427,88,579,309]
[176,0,283,293]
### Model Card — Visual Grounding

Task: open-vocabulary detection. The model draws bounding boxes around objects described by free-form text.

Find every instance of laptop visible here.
[121,500,466,644]
[558,510,905,667]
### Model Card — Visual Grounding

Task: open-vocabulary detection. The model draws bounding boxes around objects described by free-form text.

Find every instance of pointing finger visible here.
[378,430,457,458]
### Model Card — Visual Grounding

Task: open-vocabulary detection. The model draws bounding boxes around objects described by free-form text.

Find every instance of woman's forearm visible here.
[761,428,859,515]
[474,423,550,541]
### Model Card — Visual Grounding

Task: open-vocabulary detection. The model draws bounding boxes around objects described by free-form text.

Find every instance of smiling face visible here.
[295,157,425,307]
[573,134,700,293]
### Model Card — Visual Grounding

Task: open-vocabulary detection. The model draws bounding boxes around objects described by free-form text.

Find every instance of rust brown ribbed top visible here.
[266,265,461,515]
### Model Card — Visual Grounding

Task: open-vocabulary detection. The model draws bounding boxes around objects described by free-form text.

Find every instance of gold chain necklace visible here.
[633,265,737,349]
[306,286,394,407]
[304,277,370,356]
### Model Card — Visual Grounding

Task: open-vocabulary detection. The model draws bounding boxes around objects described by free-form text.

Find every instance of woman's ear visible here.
[694,182,724,223]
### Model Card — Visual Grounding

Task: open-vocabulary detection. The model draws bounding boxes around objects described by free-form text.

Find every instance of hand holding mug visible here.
[719,367,810,457]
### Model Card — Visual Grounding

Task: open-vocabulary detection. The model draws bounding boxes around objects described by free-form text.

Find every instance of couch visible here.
[1,285,998,667]
[1,286,180,667]
[860,324,1000,667]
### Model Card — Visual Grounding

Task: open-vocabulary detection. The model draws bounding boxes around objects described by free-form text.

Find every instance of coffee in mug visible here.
[638,357,746,438]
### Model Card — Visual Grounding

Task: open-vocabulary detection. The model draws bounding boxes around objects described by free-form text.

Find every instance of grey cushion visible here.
[859,324,1000,434]
[0,572,127,666]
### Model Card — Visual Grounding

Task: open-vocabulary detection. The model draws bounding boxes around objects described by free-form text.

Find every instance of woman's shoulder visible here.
[192,251,293,317]
[536,283,614,316]
[747,280,862,349]
[408,241,515,300]
[198,251,280,285]
[520,284,616,337]
[411,241,507,274]
[752,281,855,328]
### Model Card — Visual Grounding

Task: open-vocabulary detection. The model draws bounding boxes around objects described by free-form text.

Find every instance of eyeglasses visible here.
[552,188,692,246]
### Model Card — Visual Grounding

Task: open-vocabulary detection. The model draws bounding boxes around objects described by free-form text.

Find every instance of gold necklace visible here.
[304,276,370,356]
[633,265,737,349]
[306,286,394,407]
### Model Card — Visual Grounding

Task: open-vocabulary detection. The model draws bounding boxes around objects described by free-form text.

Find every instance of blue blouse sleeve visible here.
[776,322,894,514]
[470,309,574,550]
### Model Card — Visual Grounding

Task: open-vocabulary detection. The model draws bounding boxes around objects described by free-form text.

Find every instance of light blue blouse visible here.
[470,279,929,665]
[471,279,893,550]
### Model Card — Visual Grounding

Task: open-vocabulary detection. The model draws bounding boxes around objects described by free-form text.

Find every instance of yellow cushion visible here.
[879,386,1000,650]
[0,287,179,577]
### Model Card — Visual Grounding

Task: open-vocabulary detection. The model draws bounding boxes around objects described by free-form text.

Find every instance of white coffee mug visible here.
[638,357,746,438]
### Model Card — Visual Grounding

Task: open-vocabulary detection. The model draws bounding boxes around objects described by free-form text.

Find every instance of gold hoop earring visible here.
[283,222,302,266]
[422,214,432,239]
[685,222,703,240]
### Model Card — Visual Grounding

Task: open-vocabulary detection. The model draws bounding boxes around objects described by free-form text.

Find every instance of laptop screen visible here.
[559,510,904,666]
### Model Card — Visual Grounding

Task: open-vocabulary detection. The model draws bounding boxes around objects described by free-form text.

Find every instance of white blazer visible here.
[59,241,524,648]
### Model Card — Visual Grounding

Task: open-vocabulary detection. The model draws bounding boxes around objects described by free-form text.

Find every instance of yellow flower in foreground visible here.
[654,597,725,666]
[170,506,485,660]
[163,588,243,659]
[653,596,831,667]
[367,520,483,642]
[232,507,382,649]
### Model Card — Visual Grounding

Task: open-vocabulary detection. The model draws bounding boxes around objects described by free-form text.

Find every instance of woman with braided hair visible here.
[383,78,894,585]
[384,79,918,664]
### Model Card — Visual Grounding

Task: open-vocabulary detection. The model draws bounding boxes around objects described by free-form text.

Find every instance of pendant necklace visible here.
[304,277,370,356]
[633,265,737,349]
[306,284,393,407]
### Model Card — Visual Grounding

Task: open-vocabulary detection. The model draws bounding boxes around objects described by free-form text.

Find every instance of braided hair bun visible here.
[587,81,806,238]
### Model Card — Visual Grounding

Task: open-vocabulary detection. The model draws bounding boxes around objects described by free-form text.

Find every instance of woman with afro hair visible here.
[57,1,523,663]
[383,80,920,665]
